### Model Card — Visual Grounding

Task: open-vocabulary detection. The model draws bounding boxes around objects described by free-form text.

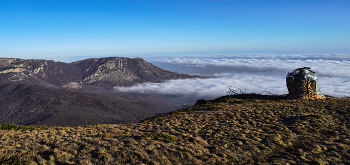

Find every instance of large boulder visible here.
[286,67,325,100]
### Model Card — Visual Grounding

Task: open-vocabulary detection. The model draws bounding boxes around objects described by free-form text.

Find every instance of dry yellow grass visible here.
[1,94,349,164]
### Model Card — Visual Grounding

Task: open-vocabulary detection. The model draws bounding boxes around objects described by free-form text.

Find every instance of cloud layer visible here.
[115,54,350,103]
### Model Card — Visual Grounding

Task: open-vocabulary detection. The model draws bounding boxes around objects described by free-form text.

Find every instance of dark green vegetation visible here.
[0,123,47,131]
[146,133,177,143]
[1,94,349,164]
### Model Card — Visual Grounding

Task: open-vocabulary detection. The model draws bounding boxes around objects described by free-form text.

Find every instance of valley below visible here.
[0,83,187,126]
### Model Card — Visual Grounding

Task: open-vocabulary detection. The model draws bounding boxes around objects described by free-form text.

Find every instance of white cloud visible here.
[116,54,350,103]
[115,73,288,103]
[151,55,350,76]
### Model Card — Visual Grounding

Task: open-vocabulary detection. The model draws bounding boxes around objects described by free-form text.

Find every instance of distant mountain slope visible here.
[0,57,196,126]
[0,57,195,90]
[0,84,186,126]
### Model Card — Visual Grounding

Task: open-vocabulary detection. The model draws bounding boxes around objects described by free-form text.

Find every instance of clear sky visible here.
[1,0,349,60]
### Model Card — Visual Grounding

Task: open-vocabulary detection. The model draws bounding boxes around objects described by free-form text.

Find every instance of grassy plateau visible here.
[0,94,349,164]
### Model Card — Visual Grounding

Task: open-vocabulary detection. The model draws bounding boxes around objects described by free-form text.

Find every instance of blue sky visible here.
[1,0,349,61]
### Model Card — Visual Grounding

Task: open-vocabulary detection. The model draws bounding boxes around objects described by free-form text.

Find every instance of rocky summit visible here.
[0,57,195,90]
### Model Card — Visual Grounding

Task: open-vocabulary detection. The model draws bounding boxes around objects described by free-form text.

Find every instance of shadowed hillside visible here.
[0,84,186,126]
[1,94,349,164]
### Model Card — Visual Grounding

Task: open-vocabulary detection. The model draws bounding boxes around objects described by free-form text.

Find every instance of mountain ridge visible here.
[0,57,197,126]
[0,57,196,90]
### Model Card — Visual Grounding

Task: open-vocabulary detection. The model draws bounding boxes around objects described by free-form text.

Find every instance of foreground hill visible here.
[1,94,349,164]
[0,57,195,90]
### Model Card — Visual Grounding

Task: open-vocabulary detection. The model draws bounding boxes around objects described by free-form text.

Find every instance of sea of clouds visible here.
[115,54,350,103]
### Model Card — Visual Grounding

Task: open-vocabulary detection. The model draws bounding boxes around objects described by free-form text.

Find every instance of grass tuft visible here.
[145,133,177,143]
[0,157,30,165]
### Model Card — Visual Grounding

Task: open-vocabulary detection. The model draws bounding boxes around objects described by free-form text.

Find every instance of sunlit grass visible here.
[0,94,349,164]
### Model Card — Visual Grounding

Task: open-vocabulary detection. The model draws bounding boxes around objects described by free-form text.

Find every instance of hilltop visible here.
[1,94,349,164]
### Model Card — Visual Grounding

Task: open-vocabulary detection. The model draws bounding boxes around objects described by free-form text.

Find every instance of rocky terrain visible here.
[0,57,195,90]
[0,57,196,126]
[0,94,349,164]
